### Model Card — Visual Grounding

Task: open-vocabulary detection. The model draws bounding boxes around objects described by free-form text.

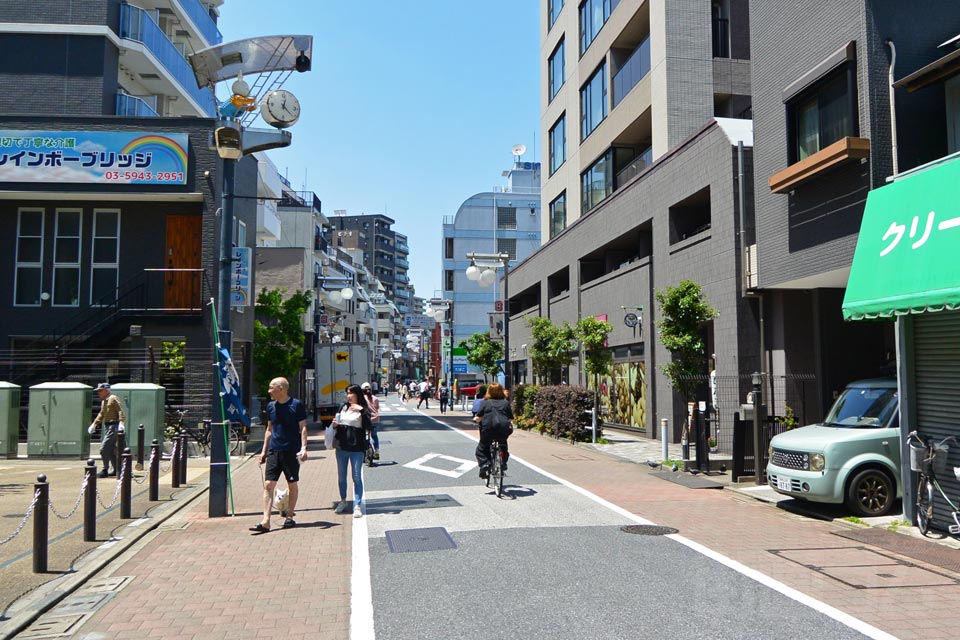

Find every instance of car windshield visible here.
[823,387,898,428]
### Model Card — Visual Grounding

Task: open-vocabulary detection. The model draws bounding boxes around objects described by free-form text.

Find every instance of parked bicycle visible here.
[165,408,240,457]
[486,440,506,498]
[906,430,960,536]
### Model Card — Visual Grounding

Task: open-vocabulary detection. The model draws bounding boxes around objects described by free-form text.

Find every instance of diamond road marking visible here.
[404,453,476,478]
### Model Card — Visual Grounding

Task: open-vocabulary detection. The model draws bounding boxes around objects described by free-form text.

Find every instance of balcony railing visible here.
[396,243,410,253]
[612,36,650,108]
[116,93,159,117]
[395,258,409,268]
[118,3,216,116]
[173,0,222,46]
[314,235,329,253]
[614,149,653,188]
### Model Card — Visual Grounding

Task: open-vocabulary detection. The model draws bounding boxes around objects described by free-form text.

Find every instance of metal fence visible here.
[682,373,816,456]
[0,346,246,442]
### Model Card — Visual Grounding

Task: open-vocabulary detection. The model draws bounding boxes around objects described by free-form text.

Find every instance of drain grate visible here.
[385,527,457,553]
[366,494,460,515]
[19,614,86,638]
[621,524,679,536]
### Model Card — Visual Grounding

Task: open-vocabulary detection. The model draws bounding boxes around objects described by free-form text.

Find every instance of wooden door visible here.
[164,215,202,310]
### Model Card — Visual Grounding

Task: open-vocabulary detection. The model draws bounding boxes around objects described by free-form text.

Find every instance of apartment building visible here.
[0,0,221,118]
[441,161,542,381]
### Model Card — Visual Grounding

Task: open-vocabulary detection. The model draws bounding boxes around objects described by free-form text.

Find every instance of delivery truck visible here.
[315,343,372,423]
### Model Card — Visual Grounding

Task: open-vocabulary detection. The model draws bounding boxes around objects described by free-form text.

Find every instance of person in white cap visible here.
[361,382,380,459]
[88,383,125,477]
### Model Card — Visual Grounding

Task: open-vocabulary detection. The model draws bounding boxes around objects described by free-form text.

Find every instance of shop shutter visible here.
[913,310,960,532]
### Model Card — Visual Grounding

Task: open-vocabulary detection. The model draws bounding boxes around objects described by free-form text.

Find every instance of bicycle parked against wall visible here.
[906,430,960,536]
[165,408,240,456]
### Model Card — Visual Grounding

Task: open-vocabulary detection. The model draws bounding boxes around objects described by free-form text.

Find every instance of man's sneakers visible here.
[97,470,110,478]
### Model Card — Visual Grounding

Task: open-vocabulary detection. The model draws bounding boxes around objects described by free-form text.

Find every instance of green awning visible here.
[842,154,960,320]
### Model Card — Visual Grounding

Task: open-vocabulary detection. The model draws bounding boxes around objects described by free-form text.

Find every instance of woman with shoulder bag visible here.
[473,383,513,479]
[332,384,372,518]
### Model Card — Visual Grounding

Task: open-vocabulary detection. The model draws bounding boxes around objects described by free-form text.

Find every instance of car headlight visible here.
[768,443,774,458]
[809,453,825,472]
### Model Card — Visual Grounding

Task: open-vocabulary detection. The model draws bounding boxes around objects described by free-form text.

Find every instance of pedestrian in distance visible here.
[332,384,373,518]
[251,377,308,533]
[473,383,514,479]
[416,378,431,409]
[88,382,125,478]
[361,382,381,459]
[438,380,450,414]
[451,379,459,411]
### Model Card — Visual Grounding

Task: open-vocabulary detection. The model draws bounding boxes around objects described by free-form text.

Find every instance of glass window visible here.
[580,63,607,140]
[15,209,44,306]
[581,151,613,213]
[497,206,517,230]
[444,269,454,291]
[789,65,855,162]
[549,115,566,175]
[53,209,82,306]
[550,193,567,240]
[579,0,618,55]
[444,237,454,259]
[548,0,564,29]
[91,210,120,304]
[549,39,565,101]
[497,238,517,261]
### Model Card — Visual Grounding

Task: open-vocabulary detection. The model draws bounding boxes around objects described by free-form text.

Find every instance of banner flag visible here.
[217,345,251,426]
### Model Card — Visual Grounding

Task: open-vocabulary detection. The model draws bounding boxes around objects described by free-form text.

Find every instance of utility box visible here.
[28,382,92,458]
[110,383,166,450]
[0,382,20,458]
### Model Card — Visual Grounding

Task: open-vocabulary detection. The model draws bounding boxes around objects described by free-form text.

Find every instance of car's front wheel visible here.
[846,468,895,517]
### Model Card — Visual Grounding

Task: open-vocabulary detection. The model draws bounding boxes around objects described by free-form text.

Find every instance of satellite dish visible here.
[511,144,526,158]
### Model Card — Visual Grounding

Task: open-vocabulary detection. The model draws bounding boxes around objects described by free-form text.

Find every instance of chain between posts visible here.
[49,476,89,520]
[0,489,41,546]
[131,448,155,485]
[96,457,128,510]
[159,438,177,474]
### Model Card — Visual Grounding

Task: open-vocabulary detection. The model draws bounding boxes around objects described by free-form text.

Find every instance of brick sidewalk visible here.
[74,430,352,640]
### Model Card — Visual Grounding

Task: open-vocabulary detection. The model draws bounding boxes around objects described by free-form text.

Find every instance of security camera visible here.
[295,51,311,73]
[214,126,242,160]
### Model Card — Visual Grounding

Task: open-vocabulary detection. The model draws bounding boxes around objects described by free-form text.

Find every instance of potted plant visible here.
[707,436,718,453]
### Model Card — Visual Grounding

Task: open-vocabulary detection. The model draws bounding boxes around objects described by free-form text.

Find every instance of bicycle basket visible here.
[908,441,926,472]
[930,441,950,476]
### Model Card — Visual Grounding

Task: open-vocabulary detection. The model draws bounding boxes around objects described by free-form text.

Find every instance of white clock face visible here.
[261,90,300,128]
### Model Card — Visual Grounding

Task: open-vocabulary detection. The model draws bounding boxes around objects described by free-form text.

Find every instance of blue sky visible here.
[219,1,541,301]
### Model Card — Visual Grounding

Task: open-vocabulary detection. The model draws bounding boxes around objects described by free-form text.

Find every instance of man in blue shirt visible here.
[251,377,308,533]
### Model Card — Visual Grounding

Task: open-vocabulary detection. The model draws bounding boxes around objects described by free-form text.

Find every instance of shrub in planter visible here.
[534,385,596,442]
[513,384,540,419]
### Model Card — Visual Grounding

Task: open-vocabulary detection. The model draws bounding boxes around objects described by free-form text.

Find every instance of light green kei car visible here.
[766,379,901,517]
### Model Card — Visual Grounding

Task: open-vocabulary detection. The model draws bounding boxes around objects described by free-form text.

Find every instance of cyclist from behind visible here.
[473,383,513,479]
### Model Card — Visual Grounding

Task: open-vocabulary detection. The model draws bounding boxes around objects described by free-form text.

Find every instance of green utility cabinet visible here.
[0,382,20,458]
[110,383,165,450]
[28,382,92,458]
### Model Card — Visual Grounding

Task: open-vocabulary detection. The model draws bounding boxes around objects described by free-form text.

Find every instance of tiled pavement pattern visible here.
[14,400,960,640]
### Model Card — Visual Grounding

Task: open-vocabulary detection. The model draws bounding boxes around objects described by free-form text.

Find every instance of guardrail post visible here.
[33,474,49,573]
[661,418,669,461]
[120,448,132,519]
[136,424,145,471]
[84,458,97,541]
[179,435,188,485]
[171,437,181,488]
[149,439,159,501]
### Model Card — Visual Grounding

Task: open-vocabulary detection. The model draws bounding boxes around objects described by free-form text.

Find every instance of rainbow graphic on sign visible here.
[121,135,189,173]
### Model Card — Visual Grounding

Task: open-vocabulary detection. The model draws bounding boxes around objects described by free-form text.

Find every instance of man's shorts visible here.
[265,450,300,483]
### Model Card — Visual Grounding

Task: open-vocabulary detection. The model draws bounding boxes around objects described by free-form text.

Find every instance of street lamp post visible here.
[426,298,454,385]
[465,252,511,389]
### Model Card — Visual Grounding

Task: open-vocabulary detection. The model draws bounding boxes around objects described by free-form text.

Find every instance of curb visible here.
[0,454,256,640]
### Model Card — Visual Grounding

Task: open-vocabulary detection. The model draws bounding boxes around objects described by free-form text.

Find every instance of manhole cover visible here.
[366,494,460,515]
[621,525,679,536]
[385,527,457,553]
[20,614,86,638]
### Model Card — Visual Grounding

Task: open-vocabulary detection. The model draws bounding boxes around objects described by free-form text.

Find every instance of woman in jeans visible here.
[332,384,372,518]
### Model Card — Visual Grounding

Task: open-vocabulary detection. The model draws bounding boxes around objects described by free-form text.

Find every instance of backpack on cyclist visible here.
[481,405,512,438]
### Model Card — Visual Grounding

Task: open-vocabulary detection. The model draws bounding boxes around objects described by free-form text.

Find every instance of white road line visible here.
[403,453,476,478]
[351,502,375,640]
[433,416,898,640]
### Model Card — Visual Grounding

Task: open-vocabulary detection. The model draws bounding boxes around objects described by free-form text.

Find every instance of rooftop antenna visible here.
[511,144,526,166]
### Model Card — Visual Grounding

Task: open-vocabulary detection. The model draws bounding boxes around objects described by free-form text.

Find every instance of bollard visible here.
[661,418,669,461]
[179,435,188,485]
[84,459,97,542]
[120,448,132,519]
[149,439,159,502]
[171,437,181,489]
[136,424,145,471]
[116,430,126,476]
[33,474,49,573]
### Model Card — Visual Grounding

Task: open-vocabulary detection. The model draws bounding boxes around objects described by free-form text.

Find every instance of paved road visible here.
[361,400,873,640]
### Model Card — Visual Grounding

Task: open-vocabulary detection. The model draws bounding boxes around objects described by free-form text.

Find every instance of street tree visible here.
[655,280,718,435]
[458,332,503,381]
[576,315,613,422]
[253,287,312,396]
[527,316,576,385]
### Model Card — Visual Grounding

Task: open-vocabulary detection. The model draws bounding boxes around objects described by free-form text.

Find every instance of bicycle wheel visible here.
[490,446,503,497]
[228,428,240,455]
[485,444,495,488]
[495,452,505,498]
[917,476,934,536]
